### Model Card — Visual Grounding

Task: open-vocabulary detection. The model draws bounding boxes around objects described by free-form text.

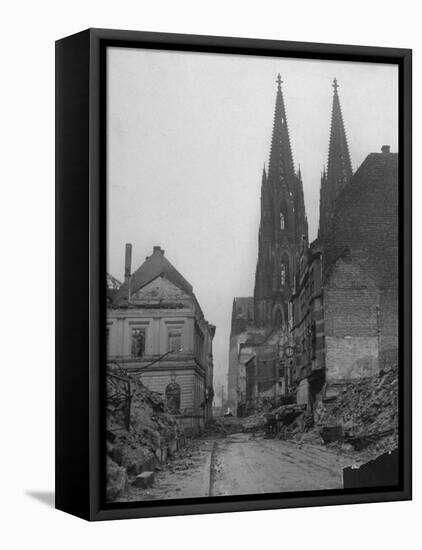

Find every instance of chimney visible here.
[124,243,132,281]
[124,243,132,302]
[381,145,390,154]
[153,246,164,255]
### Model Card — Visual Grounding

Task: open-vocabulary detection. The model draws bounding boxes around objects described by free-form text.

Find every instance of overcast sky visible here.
[107,47,398,395]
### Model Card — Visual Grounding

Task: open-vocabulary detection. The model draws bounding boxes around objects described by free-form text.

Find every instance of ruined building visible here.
[322,147,399,381]
[291,80,398,409]
[107,245,215,434]
[291,78,354,407]
[229,76,398,416]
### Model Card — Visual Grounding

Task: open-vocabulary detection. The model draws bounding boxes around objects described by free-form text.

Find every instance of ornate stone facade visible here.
[254,74,308,330]
[108,246,215,435]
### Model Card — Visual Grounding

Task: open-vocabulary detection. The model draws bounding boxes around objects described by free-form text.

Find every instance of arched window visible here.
[279,202,288,232]
[280,212,285,231]
[280,264,286,286]
[165,383,181,413]
[280,253,290,288]
[274,308,283,328]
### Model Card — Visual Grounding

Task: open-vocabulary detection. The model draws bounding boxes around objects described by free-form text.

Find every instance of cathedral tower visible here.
[318,78,353,242]
[254,75,308,330]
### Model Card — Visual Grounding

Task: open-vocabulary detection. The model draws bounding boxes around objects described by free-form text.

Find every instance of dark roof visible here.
[113,246,194,306]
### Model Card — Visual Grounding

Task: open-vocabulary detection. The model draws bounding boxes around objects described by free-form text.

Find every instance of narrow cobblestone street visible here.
[122,433,344,502]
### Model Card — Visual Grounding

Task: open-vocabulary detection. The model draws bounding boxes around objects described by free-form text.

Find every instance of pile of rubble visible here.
[314,365,399,460]
[106,365,184,501]
[241,413,267,432]
[202,416,245,437]
[249,366,399,464]
[202,414,269,437]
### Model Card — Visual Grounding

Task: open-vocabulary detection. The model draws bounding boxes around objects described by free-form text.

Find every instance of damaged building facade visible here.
[107,245,215,435]
[291,80,398,409]
[228,75,398,417]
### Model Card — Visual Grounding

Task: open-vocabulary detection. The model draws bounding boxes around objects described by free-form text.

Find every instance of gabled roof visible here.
[113,246,194,306]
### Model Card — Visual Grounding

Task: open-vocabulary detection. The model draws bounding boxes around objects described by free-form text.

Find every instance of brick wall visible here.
[324,255,380,381]
[324,152,398,369]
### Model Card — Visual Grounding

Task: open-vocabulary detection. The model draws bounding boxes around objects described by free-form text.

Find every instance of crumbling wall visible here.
[106,366,184,502]
[324,256,380,386]
[227,331,249,410]
[324,152,399,373]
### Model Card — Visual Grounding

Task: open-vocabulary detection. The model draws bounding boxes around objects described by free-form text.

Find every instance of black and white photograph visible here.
[3,0,420,543]
[105,46,400,503]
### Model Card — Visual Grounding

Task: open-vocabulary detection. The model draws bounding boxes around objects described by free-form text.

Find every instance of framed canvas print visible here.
[55,28,412,521]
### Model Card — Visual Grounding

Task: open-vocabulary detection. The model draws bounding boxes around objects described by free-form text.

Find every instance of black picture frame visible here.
[55,28,412,521]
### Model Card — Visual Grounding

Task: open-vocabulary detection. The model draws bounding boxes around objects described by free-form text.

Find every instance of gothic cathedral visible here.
[253,75,308,331]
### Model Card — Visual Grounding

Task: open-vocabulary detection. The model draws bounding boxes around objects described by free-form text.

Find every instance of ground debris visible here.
[315,365,398,460]
[245,365,400,464]
[278,365,401,464]
[202,416,245,437]
[106,364,184,501]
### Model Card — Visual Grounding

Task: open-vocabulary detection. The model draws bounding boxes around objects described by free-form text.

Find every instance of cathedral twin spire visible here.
[268,74,295,187]
[319,77,353,241]
[254,74,352,328]
[254,74,308,328]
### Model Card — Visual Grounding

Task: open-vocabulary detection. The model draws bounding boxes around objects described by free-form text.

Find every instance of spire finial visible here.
[332,77,339,94]
[276,73,283,90]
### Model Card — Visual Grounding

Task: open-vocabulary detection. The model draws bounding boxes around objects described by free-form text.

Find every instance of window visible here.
[280,264,286,286]
[168,329,182,352]
[275,308,283,328]
[280,212,285,230]
[131,328,145,357]
[279,202,288,232]
[281,253,290,288]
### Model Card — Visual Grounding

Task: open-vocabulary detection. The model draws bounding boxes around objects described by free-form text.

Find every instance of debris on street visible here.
[106,364,184,502]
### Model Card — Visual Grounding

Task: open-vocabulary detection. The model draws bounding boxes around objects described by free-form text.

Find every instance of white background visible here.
[0,1,419,548]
